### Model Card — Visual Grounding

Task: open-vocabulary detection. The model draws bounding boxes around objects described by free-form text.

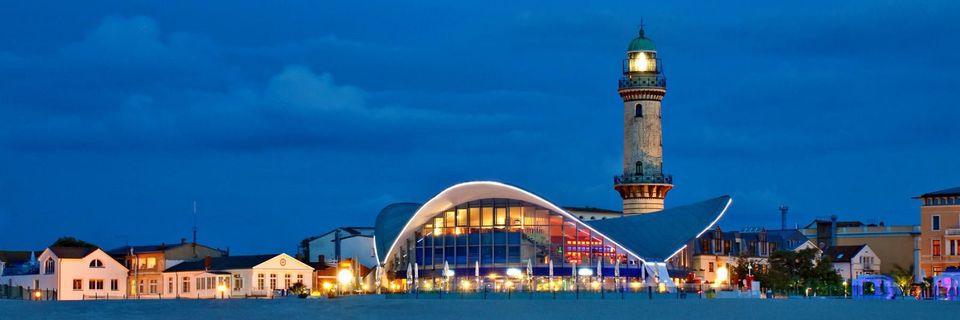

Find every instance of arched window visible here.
[89,259,104,268]
[635,161,643,175]
[634,104,643,117]
[44,258,55,274]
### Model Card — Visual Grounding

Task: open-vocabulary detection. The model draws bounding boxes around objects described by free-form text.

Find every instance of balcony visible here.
[945,228,960,236]
[614,174,673,185]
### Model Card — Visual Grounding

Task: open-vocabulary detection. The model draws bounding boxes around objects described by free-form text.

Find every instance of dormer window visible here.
[89,259,104,268]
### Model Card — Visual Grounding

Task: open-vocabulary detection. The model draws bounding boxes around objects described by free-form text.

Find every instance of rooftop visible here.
[164,254,277,272]
[823,245,867,263]
[919,186,960,198]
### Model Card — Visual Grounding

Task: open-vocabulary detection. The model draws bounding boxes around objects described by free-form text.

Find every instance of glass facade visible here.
[387,198,652,292]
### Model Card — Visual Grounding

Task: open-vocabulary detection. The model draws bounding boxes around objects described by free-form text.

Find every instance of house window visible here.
[89,259,104,268]
[182,277,191,293]
[110,279,119,291]
[296,274,304,284]
[44,258,55,274]
[284,274,291,289]
[139,280,144,293]
[933,266,942,276]
[88,279,104,290]
[168,278,174,294]
[270,274,277,290]
[951,240,958,256]
[635,104,643,117]
[708,262,714,272]
[933,215,941,231]
[149,279,158,294]
[234,274,243,291]
[933,240,942,257]
[257,274,265,290]
[73,279,82,291]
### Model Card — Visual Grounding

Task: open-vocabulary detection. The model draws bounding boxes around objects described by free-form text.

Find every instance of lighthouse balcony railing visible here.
[614,174,673,185]
[618,75,666,88]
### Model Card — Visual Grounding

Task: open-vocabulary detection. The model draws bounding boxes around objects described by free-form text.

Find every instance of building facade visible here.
[107,240,228,298]
[918,186,960,277]
[303,227,377,269]
[799,218,919,275]
[613,26,673,215]
[161,253,313,299]
[374,181,730,293]
[680,227,819,285]
[1,247,129,300]
[823,245,881,281]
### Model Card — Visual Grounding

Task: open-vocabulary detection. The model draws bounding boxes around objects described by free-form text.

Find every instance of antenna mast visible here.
[779,205,789,230]
[192,200,198,250]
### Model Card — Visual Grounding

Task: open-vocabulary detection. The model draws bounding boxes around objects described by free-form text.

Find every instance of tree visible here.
[763,248,840,296]
[50,237,97,248]
[889,264,915,296]
[289,282,309,298]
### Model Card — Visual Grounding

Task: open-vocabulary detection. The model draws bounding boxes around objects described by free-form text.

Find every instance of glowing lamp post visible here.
[217,284,226,299]
[33,290,42,300]
[338,269,354,295]
[716,266,729,288]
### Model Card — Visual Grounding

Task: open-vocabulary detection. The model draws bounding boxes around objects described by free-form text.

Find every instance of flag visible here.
[475,261,480,277]
[597,260,602,278]
[549,260,554,277]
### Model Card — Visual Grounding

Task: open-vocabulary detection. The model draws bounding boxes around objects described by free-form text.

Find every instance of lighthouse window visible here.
[635,162,643,175]
[635,104,643,117]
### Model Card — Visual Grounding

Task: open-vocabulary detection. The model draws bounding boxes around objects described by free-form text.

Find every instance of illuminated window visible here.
[933,240,942,257]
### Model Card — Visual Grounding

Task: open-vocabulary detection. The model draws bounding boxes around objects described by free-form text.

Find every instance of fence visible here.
[1,284,57,300]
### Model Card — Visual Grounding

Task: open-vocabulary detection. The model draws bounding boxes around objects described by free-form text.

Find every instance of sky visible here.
[1,1,958,255]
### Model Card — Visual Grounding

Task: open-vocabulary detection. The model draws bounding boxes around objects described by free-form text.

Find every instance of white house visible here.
[824,244,881,281]
[0,247,129,300]
[161,253,313,299]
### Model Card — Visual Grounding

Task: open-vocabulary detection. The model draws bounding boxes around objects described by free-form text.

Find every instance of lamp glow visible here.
[337,269,354,285]
[506,268,522,278]
[577,268,593,276]
[716,266,729,284]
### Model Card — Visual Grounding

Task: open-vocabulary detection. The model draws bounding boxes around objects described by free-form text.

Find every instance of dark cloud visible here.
[0,1,957,253]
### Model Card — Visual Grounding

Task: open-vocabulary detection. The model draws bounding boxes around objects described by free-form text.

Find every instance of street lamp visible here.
[338,269,354,295]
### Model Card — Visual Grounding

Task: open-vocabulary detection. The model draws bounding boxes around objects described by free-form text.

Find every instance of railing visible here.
[946,228,960,236]
[618,75,666,89]
[614,174,673,185]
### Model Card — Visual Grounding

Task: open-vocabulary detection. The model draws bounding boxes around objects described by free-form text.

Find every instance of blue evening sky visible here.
[1,1,958,254]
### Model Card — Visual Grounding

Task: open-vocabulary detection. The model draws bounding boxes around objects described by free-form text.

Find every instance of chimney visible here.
[203,256,212,271]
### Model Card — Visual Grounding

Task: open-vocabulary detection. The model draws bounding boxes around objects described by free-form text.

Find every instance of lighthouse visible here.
[613,25,673,214]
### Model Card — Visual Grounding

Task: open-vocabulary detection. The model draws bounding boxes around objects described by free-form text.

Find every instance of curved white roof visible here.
[374,181,730,265]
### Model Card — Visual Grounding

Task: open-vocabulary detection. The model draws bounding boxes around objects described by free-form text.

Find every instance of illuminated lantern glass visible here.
[628,51,657,73]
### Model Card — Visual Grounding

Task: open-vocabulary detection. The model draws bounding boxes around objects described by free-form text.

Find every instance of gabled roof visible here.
[106,242,227,256]
[919,186,960,198]
[823,245,867,263]
[0,251,37,264]
[164,254,276,272]
[49,247,97,259]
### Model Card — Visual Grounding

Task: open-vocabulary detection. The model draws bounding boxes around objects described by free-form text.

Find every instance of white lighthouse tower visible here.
[613,25,673,214]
